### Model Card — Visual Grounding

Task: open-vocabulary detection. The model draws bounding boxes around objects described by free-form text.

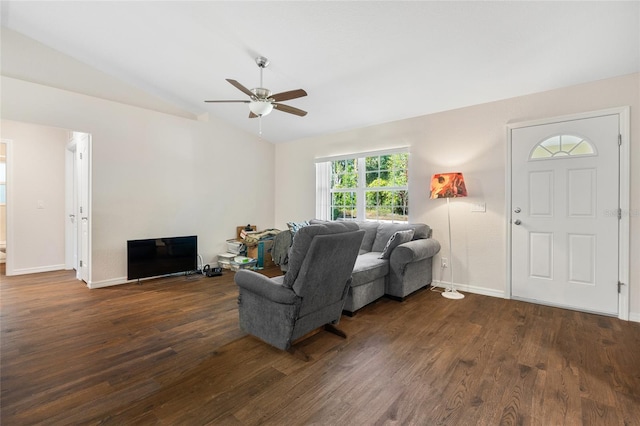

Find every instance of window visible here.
[317,149,409,222]
[530,134,596,160]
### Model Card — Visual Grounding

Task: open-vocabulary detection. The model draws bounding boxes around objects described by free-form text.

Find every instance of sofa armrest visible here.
[390,238,441,267]
[235,270,298,304]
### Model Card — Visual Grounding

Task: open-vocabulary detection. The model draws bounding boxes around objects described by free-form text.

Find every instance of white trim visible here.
[618,107,630,321]
[1,139,14,276]
[87,276,127,289]
[431,280,506,299]
[86,133,93,284]
[506,107,628,129]
[314,146,409,163]
[315,162,331,220]
[11,264,66,275]
[506,107,630,321]
[88,274,195,289]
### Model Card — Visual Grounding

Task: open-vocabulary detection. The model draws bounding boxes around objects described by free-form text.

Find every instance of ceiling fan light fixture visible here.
[249,100,273,116]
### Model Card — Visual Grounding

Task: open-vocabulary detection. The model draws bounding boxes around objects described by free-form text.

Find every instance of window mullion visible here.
[357,157,366,220]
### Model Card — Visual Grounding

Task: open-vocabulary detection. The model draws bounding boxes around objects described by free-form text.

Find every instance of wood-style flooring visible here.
[1,266,639,425]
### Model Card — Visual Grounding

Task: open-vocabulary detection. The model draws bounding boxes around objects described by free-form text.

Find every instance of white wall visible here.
[0,121,68,274]
[274,73,640,318]
[1,76,275,287]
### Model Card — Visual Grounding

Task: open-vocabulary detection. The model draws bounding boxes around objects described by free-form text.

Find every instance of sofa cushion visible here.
[351,252,389,287]
[379,229,414,259]
[355,221,380,253]
[371,223,431,252]
[287,220,310,234]
[410,223,431,239]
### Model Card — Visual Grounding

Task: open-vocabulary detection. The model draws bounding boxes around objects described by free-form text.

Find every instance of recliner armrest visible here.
[390,238,441,266]
[235,270,298,304]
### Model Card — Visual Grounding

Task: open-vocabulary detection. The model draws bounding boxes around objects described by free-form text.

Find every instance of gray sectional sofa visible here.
[272,220,441,315]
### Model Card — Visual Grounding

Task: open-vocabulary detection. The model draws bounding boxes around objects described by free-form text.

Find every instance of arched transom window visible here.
[530,134,596,160]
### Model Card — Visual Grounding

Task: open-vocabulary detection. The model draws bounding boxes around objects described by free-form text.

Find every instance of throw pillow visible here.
[287,220,309,235]
[379,229,414,259]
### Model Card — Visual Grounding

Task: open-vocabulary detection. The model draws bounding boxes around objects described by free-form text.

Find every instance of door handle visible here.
[514,219,522,225]
[513,207,521,213]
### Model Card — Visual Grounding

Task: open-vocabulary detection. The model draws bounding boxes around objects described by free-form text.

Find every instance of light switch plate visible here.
[471,202,486,212]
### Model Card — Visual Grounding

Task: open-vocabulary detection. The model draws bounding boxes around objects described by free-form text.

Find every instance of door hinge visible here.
[618,208,622,220]
[80,152,83,160]
[80,206,83,214]
[619,134,622,146]
[618,281,625,293]
[80,260,83,267]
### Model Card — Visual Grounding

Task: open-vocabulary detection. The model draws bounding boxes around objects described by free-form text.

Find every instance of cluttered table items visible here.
[218,225,280,271]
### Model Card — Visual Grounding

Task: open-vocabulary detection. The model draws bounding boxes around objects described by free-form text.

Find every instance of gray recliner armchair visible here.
[234,222,365,357]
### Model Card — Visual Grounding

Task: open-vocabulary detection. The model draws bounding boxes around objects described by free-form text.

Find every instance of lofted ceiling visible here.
[1,1,639,143]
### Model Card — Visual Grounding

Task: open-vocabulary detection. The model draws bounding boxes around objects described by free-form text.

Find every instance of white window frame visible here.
[315,148,409,222]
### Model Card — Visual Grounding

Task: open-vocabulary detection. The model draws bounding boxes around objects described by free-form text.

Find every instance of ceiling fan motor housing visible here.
[251,87,272,100]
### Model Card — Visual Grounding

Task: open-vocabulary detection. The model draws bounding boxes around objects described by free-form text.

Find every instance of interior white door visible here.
[65,141,78,270]
[511,114,620,315]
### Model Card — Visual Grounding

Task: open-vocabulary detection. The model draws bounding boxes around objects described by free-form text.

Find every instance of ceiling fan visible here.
[205,56,307,118]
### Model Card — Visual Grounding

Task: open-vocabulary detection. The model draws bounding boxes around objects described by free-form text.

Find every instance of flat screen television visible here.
[127,235,197,280]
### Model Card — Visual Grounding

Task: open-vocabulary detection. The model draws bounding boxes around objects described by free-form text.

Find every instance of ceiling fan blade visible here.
[273,103,307,117]
[226,79,254,97]
[204,100,250,103]
[271,89,307,102]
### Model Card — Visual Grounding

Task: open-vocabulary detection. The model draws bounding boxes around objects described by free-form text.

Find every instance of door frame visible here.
[506,107,630,320]
[78,133,91,284]
[1,139,14,275]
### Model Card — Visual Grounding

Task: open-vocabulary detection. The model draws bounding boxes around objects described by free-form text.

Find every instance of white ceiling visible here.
[2,1,639,143]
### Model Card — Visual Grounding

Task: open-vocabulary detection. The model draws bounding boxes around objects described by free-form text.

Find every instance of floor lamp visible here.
[430,172,467,300]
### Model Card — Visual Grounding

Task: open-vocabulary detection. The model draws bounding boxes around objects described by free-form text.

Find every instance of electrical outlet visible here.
[441,257,448,268]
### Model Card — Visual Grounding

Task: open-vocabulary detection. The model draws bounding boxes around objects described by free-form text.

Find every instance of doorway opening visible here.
[0,140,9,272]
[2,123,91,283]
[66,131,91,283]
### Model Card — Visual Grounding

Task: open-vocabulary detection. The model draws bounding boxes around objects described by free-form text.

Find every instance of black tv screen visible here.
[127,235,197,280]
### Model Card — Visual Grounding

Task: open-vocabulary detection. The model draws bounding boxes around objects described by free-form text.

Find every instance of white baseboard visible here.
[87,274,184,288]
[629,312,640,323]
[9,264,66,276]
[434,281,640,324]
[88,276,128,289]
[432,280,506,299]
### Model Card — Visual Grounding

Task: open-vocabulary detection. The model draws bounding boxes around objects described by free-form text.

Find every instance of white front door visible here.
[510,113,620,316]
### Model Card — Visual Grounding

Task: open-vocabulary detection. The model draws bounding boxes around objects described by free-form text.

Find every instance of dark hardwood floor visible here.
[1,266,639,425]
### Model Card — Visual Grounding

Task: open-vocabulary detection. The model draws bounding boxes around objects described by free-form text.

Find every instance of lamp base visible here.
[441,289,465,300]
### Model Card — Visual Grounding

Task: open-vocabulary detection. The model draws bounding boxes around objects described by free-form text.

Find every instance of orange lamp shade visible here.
[430,172,467,199]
